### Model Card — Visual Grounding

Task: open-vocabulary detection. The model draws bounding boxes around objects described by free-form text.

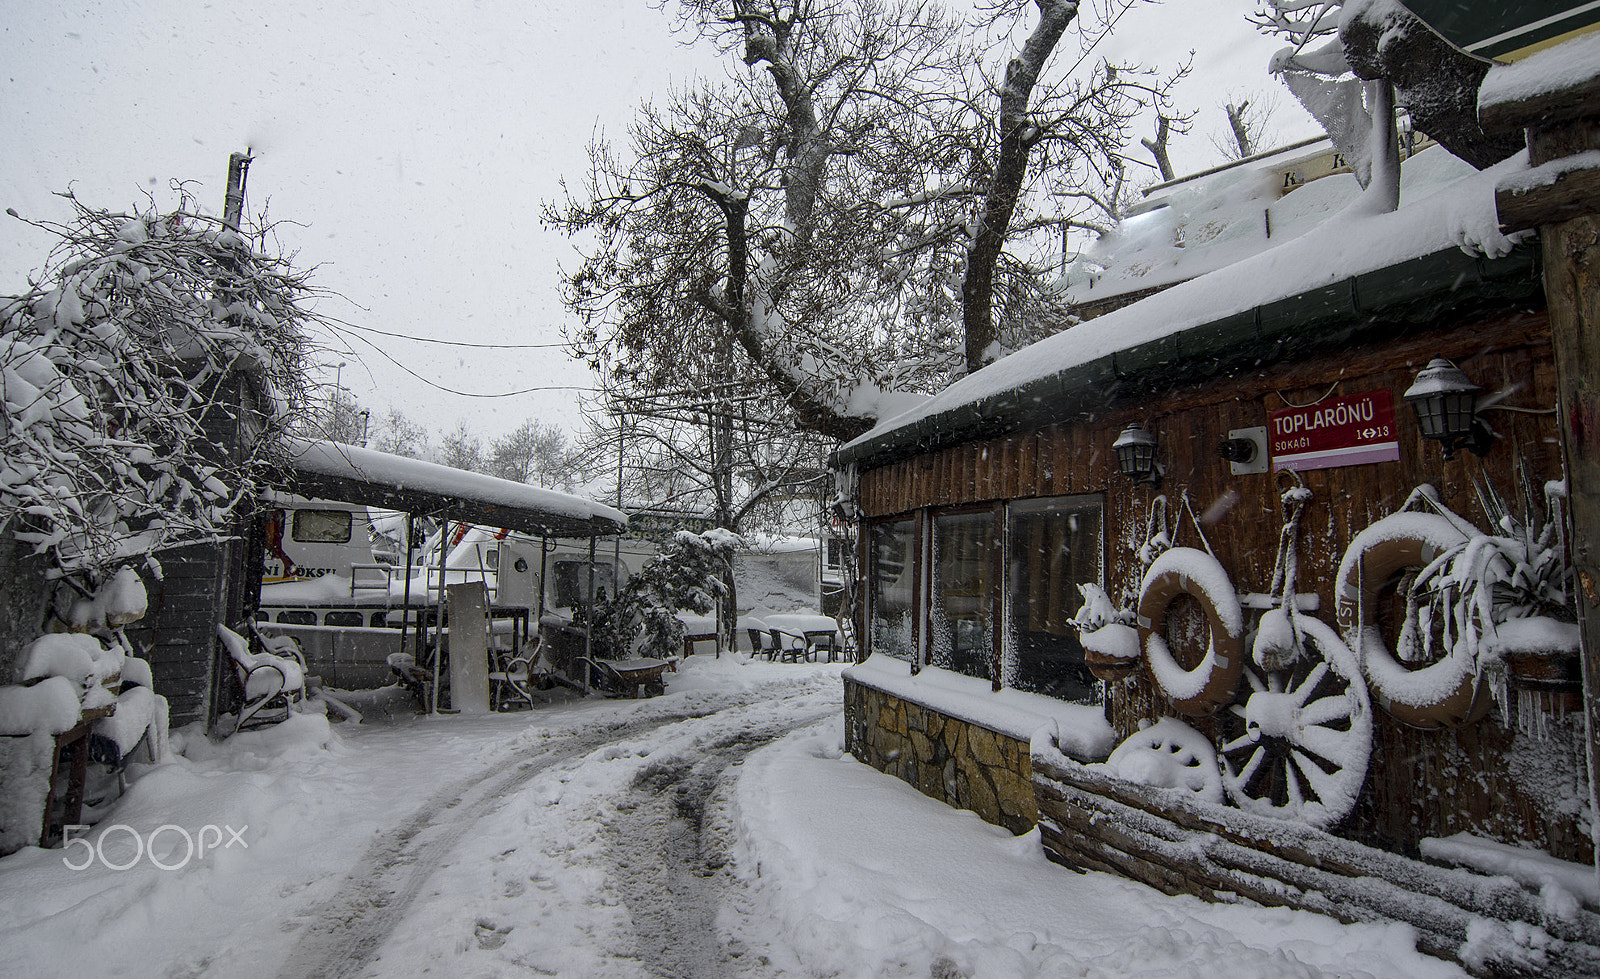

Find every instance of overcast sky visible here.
[0,0,1312,445]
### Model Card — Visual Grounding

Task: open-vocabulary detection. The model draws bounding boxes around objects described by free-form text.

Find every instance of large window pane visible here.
[868,518,915,661]
[931,510,996,680]
[1006,496,1103,702]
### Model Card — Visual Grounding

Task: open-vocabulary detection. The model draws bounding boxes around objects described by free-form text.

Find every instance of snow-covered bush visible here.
[587,528,741,660]
[1,190,316,576]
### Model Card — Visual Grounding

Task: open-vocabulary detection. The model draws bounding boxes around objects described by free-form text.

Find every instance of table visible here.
[764,613,843,662]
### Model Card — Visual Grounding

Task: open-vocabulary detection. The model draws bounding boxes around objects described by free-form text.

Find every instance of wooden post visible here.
[1485,71,1600,881]
[223,151,250,233]
[1541,212,1600,875]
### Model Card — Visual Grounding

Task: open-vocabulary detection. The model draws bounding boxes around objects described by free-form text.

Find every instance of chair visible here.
[489,635,549,711]
[218,623,306,731]
[771,629,810,663]
[736,616,770,660]
[803,630,838,663]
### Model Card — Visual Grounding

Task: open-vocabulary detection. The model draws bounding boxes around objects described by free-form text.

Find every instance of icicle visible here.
[1485,661,1511,729]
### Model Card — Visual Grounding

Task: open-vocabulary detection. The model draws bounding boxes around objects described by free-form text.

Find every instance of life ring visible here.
[1137,547,1245,716]
[1334,511,1492,729]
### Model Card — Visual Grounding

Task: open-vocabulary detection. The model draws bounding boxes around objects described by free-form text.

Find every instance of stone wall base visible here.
[843,676,1036,835]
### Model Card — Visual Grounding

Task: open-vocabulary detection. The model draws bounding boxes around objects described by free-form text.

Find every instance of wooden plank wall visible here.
[858,309,1592,861]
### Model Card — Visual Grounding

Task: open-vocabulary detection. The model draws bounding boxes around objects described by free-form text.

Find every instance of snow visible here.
[1420,832,1600,914]
[1480,28,1600,112]
[20,634,101,689]
[840,146,1529,463]
[0,676,83,736]
[0,656,1466,977]
[285,437,627,533]
[1091,717,1224,804]
[845,654,1115,761]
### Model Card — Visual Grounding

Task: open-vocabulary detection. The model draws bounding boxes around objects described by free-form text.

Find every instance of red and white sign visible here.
[1269,389,1400,472]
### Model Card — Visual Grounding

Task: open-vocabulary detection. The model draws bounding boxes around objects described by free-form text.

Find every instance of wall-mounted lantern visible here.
[1403,357,1493,460]
[1113,422,1161,484]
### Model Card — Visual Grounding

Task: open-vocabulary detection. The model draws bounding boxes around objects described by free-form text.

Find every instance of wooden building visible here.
[831,29,1600,974]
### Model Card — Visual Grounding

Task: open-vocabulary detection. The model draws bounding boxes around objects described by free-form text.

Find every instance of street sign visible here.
[1269,389,1400,472]
[1401,1,1600,61]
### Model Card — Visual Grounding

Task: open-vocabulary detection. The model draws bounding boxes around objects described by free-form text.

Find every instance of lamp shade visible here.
[1113,423,1159,480]
[1403,357,1480,442]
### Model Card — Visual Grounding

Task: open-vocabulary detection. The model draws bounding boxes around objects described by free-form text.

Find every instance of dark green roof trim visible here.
[832,242,1542,472]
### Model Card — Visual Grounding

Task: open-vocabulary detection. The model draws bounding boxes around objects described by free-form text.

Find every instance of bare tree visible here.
[548,0,1175,440]
[436,420,485,473]
[487,419,578,490]
[1209,90,1277,160]
[1,189,315,576]
[369,407,428,459]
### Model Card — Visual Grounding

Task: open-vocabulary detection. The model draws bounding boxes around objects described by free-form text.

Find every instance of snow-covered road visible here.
[0,657,1462,978]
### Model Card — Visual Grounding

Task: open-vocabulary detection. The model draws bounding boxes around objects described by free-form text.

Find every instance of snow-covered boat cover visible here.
[282,438,627,538]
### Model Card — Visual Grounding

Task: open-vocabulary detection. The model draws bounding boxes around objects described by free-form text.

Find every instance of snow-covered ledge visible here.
[843,656,1115,762]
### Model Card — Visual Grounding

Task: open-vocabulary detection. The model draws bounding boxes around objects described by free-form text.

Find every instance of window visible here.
[291,509,352,543]
[276,610,316,625]
[551,559,618,610]
[324,610,365,628]
[1006,495,1103,702]
[930,509,998,680]
[867,518,915,662]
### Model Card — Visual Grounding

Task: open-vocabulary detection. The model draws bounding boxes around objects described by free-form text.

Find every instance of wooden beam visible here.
[1498,164,1600,232]
[1481,74,1600,135]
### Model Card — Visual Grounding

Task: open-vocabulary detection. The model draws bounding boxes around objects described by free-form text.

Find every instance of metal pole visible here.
[585,536,596,694]
[431,518,448,713]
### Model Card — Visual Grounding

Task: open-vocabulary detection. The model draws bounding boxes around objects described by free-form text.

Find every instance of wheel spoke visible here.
[1299,693,1355,727]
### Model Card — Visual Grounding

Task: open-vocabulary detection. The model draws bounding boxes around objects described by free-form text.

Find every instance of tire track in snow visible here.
[274,682,825,979]
[605,708,835,979]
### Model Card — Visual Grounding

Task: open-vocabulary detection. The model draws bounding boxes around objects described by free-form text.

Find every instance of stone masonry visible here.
[844,676,1037,835]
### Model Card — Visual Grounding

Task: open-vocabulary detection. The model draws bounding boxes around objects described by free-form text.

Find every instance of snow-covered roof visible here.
[834,147,1538,471]
[283,438,627,538]
[1064,141,1468,309]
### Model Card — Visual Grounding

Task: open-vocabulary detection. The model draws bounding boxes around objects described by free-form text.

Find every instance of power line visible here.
[333,320,571,350]
[338,325,599,399]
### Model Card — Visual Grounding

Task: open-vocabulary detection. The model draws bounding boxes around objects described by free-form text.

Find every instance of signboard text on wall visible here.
[1269,389,1400,472]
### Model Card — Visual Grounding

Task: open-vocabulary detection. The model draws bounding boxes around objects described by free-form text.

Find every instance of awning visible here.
[281,438,627,538]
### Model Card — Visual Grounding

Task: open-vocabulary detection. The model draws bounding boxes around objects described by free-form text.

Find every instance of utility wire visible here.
[339,326,599,399]
[332,319,571,350]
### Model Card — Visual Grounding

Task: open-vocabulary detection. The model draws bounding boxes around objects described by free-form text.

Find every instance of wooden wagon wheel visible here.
[1100,717,1224,804]
[1334,510,1491,729]
[1219,616,1372,830]
[1137,547,1245,716]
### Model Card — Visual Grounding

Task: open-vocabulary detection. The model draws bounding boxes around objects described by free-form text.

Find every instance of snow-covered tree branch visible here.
[1,190,316,576]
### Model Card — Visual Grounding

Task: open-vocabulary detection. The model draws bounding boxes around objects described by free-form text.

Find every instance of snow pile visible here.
[0,676,83,737]
[1480,29,1600,112]
[0,657,1472,977]
[845,654,1115,761]
[731,718,1458,979]
[66,566,148,631]
[1420,832,1599,918]
[1090,717,1225,804]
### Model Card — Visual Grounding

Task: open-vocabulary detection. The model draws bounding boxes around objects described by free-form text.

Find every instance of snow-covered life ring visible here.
[1137,547,1245,716]
[1334,511,1492,729]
